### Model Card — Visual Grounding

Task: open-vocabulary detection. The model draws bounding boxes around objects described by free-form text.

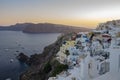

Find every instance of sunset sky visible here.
[1,0,120,28]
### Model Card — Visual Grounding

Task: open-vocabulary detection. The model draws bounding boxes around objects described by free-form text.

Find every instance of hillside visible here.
[18,19,120,80]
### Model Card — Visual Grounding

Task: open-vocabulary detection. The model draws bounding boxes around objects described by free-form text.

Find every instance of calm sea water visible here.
[0,31,60,80]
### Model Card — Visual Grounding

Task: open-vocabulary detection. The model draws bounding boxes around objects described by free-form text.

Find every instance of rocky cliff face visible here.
[18,33,71,80]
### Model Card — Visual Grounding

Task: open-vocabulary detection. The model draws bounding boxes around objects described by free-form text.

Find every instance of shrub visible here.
[51,60,68,76]
[44,62,52,73]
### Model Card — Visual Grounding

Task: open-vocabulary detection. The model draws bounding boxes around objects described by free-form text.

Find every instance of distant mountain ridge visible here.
[0,23,32,31]
[0,23,91,33]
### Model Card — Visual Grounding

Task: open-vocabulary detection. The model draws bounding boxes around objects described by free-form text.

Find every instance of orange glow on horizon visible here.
[0,16,117,29]
[0,18,107,29]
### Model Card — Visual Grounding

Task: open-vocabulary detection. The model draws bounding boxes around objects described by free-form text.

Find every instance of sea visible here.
[0,31,60,80]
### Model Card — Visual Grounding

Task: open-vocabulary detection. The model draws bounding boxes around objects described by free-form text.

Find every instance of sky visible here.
[1,0,120,28]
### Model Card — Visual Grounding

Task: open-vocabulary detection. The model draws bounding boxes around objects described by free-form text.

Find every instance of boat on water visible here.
[5,78,11,80]
[10,59,14,63]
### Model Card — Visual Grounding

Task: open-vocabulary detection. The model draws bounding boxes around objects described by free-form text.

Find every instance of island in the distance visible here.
[0,23,91,33]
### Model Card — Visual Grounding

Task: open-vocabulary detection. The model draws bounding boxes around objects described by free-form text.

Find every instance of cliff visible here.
[18,33,73,80]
